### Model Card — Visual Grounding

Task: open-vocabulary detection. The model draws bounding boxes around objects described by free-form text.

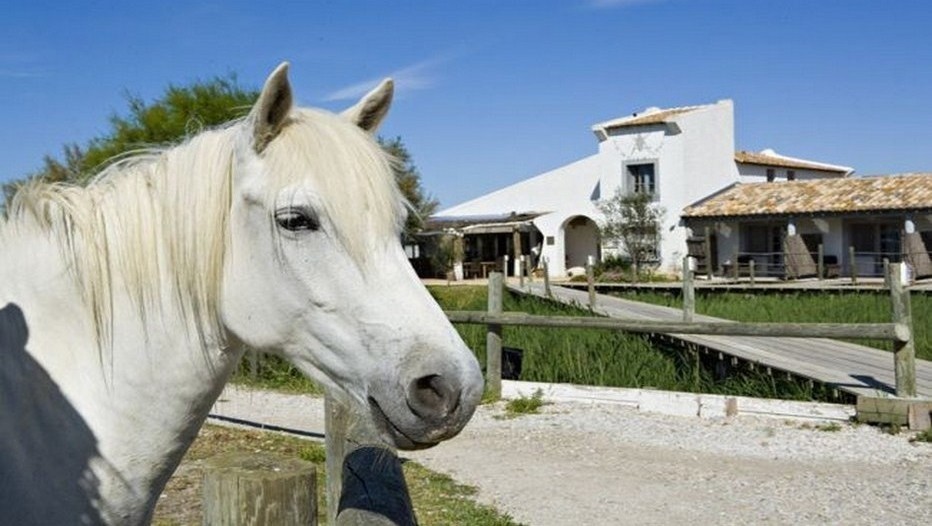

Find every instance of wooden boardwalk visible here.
[511,282,932,399]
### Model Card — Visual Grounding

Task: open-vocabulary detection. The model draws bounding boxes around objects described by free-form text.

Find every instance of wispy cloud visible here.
[323,57,445,102]
[586,0,666,8]
[0,69,44,79]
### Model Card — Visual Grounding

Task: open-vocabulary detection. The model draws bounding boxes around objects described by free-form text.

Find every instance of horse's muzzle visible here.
[368,367,483,450]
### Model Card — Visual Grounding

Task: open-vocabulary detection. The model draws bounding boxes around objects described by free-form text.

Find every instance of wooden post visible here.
[518,255,525,288]
[682,256,695,323]
[704,226,713,279]
[889,262,917,398]
[732,250,739,281]
[543,258,551,298]
[502,255,509,280]
[849,245,858,285]
[586,257,596,309]
[883,258,890,289]
[817,244,824,281]
[203,452,317,526]
[486,272,503,399]
[512,227,522,277]
[526,255,533,283]
[748,259,756,287]
[325,396,349,526]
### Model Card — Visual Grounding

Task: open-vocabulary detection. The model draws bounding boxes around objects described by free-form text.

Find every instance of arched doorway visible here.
[562,215,600,270]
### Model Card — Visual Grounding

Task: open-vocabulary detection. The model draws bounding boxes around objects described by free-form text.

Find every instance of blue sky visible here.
[2,0,930,208]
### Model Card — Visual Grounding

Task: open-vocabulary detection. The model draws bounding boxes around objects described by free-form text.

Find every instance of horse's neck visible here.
[1,228,242,524]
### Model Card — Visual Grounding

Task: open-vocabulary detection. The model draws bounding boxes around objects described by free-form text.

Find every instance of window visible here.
[626,163,656,196]
[787,170,796,181]
[766,168,775,182]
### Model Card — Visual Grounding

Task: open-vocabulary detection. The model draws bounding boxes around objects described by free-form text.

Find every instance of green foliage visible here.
[430,234,464,274]
[597,189,666,276]
[503,389,547,418]
[910,427,932,443]
[378,136,439,241]
[230,352,323,395]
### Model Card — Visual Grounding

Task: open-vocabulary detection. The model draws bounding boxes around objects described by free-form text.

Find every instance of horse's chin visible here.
[367,396,445,451]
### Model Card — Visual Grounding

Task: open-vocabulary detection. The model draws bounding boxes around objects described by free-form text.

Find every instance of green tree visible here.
[597,189,666,278]
[378,136,439,241]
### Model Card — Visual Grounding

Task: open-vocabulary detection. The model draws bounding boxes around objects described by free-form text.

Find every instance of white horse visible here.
[0,63,483,525]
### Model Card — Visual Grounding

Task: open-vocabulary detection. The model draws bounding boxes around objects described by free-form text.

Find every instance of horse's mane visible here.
[1,108,405,350]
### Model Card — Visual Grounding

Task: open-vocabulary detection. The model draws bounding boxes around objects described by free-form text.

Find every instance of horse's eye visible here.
[275,209,320,232]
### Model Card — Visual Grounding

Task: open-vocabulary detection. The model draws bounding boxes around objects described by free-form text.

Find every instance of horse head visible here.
[221,63,483,449]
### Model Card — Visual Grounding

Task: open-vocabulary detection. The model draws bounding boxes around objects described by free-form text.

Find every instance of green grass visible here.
[429,285,835,401]
[910,427,932,443]
[230,353,324,394]
[607,289,932,361]
[502,389,548,418]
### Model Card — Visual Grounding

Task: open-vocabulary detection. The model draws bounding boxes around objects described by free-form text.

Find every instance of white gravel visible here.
[210,386,931,525]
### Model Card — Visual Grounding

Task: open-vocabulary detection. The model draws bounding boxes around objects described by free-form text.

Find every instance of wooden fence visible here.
[448,262,919,401]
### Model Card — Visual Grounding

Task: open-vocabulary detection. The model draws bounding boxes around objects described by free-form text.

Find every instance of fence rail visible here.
[446,311,908,342]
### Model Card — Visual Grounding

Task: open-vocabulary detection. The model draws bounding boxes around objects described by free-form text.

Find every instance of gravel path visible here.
[210,386,931,525]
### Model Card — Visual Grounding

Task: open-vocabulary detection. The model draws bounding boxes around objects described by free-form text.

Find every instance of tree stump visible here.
[203,452,317,526]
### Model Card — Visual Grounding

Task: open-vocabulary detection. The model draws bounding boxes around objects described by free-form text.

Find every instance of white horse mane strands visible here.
[1,106,405,352]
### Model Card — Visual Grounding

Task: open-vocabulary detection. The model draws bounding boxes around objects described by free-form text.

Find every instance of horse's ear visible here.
[342,79,393,133]
[251,62,293,153]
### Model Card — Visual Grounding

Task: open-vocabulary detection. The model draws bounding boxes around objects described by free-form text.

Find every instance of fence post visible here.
[849,246,858,285]
[586,256,596,309]
[883,258,890,289]
[889,263,917,398]
[749,259,756,287]
[704,226,713,279]
[486,272,503,400]
[526,255,533,283]
[543,258,551,298]
[682,256,695,322]
[518,255,525,288]
[203,452,317,526]
[732,250,739,281]
[817,244,824,281]
[325,395,349,525]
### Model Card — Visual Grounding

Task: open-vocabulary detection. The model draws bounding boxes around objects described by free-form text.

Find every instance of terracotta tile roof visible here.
[593,105,703,131]
[682,173,932,219]
[735,149,852,174]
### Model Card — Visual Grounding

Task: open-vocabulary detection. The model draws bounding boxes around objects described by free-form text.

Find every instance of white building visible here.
[426,99,852,278]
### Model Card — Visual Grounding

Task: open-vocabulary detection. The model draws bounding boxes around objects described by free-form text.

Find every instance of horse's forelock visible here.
[262,108,407,267]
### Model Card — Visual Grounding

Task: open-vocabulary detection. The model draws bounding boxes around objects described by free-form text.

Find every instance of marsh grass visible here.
[429,285,866,402]
[609,289,932,361]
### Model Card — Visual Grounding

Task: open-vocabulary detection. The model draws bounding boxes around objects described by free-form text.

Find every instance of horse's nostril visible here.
[408,374,460,421]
